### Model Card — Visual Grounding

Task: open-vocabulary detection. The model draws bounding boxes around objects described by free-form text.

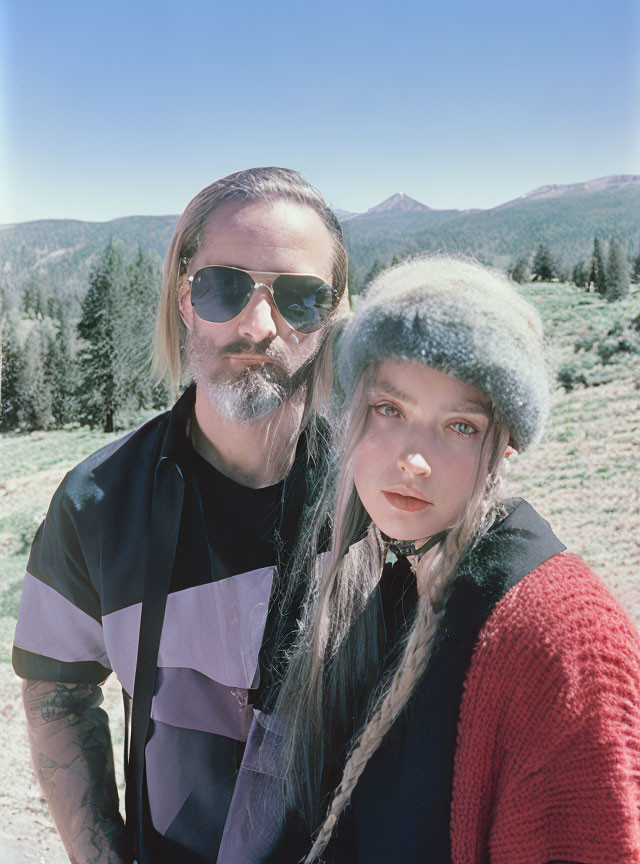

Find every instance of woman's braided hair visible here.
[304,421,510,862]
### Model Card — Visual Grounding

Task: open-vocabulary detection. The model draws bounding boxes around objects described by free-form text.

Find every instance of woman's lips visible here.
[382,490,431,512]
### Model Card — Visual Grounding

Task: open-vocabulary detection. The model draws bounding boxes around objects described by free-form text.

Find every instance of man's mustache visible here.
[220,338,290,368]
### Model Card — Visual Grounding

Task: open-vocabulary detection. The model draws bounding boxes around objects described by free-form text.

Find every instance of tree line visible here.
[1,241,168,433]
[2,234,638,434]
[508,236,637,300]
[355,237,637,301]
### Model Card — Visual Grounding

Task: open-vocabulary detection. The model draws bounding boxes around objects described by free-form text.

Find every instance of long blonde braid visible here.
[305,428,510,863]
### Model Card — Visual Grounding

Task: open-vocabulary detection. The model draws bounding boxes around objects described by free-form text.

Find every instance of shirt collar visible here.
[157,383,197,465]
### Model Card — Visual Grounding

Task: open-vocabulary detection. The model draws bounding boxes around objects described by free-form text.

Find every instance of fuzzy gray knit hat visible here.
[337,256,550,452]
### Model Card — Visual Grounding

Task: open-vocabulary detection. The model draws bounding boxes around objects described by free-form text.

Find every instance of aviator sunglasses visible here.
[187,264,337,334]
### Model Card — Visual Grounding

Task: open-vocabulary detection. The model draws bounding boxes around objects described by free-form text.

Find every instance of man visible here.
[12,167,348,863]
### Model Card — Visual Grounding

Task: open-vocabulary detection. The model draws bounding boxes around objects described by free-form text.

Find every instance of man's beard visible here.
[185,324,310,423]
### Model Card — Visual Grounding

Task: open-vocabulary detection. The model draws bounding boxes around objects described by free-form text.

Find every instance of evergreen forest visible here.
[1,242,168,433]
[2,176,640,433]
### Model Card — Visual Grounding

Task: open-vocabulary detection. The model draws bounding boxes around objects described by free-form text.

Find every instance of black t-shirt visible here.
[171,433,285,593]
[144,427,308,863]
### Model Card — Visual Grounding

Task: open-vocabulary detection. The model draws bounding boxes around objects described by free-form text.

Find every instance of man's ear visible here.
[178,275,194,330]
[504,444,517,459]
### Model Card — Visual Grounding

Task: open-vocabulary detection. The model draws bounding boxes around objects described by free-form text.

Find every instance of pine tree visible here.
[20,323,53,430]
[22,282,48,319]
[592,237,607,295]
[0,314,23,431]
[606,239,630,302]
[509,256,530,284]
[46,292,64,321]
[346,262,360,297]
[632,253,640,283]
[532,244,555,281]
[572,261,588,288]
[45,308,77,427]
[112,246,162,422]
[362,259,385,293]
[77,240,124,431]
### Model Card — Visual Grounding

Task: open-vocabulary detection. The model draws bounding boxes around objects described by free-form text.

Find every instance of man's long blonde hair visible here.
[151,167,348,395]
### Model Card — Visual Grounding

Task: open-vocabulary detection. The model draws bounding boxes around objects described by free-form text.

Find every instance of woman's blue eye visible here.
[373,403,400,418]
[451,421,477,436]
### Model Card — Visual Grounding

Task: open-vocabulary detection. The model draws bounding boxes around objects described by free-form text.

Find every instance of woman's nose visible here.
[397,452,431,478]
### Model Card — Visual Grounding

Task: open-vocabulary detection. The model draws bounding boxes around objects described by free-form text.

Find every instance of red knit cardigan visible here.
[451,552,640,863]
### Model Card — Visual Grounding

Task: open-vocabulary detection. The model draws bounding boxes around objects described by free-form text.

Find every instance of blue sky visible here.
[3,0,639,223]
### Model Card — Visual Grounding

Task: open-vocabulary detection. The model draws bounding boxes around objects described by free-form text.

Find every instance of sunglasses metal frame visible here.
[186,264,339,333]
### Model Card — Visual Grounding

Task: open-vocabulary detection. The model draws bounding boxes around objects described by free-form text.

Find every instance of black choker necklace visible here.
[384,529,449,560]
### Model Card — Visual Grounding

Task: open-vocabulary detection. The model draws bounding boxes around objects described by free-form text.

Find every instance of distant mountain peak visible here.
[333,207,358,222]
[505,175,640,207]
[365,193,431,215]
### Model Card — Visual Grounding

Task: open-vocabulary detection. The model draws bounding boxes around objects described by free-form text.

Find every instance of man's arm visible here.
[23,680,130,864]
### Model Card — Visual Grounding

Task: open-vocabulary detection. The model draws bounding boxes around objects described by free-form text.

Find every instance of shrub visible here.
[606,319,624,337]
[557,362,587,391]
[596,335,640,365]
[574,332,598,353]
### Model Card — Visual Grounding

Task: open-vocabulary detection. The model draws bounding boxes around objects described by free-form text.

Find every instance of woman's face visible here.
[352,359,494,542]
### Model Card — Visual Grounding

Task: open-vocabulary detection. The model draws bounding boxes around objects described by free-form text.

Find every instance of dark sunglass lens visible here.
[190,267,254,322]
[273,275,334,334]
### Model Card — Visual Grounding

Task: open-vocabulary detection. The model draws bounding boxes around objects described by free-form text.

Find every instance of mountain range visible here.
[341,175,640,284]
[1,175,638,305]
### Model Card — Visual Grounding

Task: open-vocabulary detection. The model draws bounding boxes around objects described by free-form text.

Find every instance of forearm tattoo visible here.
[22,680,130,864]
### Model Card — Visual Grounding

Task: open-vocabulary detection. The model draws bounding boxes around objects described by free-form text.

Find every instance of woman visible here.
[267,255,640,864]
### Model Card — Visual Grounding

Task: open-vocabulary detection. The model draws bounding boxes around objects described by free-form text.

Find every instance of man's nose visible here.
[237,287,278,344]
[397,452,431,479]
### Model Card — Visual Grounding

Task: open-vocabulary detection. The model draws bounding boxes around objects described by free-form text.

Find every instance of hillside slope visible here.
[1,176,638,303]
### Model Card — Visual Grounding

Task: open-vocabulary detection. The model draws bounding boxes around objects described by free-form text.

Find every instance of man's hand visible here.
[23,680,131,864]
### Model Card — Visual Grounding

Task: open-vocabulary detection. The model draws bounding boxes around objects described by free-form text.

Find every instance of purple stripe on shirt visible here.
[102,601,141,695]
[157,566,274,687]
[151,667,254,741]
[102,566,274,697]
[13,572,111,669]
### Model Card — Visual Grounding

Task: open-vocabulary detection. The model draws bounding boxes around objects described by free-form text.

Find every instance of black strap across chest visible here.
[330,499,566,864]
[126,456,186,863]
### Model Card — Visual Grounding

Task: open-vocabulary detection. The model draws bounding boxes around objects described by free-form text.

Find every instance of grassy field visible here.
[0,280,639,861]
[508,281,640,616]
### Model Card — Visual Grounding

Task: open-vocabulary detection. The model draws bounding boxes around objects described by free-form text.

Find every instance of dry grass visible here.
[507,379,640,620]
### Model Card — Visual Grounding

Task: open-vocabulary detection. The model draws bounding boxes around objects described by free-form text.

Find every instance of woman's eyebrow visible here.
[450,401,491,418]
[371,378,416,405]
[371,380,490,417]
